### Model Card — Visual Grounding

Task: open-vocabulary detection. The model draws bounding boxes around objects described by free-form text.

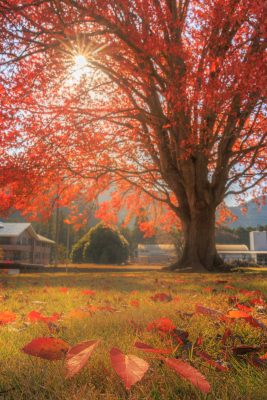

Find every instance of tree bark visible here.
[169,205,224,272]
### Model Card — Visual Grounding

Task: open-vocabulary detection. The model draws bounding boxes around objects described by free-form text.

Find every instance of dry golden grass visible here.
[0,267,266,399]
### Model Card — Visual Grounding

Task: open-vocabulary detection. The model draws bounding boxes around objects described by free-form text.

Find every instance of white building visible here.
[0,222,54,265]
[137,231,267,265]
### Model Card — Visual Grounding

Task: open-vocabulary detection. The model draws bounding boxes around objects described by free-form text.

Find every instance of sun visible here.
[74,54,87,69]
[70,54,89,80]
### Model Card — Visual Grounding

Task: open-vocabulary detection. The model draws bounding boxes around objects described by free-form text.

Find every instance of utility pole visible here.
[54,205,60,269]
[65,222,70,272]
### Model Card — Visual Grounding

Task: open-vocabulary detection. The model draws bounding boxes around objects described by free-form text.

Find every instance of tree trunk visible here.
[170,205,224,272]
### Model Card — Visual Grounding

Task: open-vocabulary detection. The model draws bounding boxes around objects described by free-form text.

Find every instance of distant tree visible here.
[170,228,185,260]
[71,223,129,264]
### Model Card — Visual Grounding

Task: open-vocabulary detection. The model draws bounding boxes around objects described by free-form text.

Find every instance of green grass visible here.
[0,268,266,400]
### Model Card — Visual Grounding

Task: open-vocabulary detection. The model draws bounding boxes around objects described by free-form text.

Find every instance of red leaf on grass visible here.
[171,328,189,344]
[226,310,250,319]
[232,345,261,355]
[202,287,213,293]
[222,328,232,345]
[150,293,172,302]
[59,287,68,293]
[249,298,266,306]
[236,304,252,313]
[130,299,140,308]
[239,289,262,298]
[99,305,117,313]
[27,311,60,324]
[134,341,172,355]
[250,356,267,367]
[259,352,267,360]
[22,337,69,360]
[196,335,203,346]
[165,358,211,394]
[65,339,100,378]
[245,316,267,330]
[0,311,16,325]
[81,290,96,296]
[110,347,149,390]
[195,350,229,371]
[195,304,223,319]
[172,296,180,303]
[226,311,267,330]
[147,317,176,333]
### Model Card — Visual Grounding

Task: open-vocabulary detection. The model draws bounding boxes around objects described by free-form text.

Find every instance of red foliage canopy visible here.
[0,1,266,268]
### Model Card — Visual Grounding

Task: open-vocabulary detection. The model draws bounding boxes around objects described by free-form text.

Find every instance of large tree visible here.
[0,0,266,271]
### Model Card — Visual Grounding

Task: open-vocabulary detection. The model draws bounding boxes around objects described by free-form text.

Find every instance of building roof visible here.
[0,222,54,244]
[36,234,55,244]
[0,223,32,237]
[139,244,250,252]
[138,244,175,250]
[216,244,249,252]
[138,244,176,255]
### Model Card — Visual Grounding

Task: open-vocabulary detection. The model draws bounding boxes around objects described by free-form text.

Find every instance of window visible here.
[0,237,11,245]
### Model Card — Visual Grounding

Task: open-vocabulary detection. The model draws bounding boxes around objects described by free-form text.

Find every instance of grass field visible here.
[0,267,266,400]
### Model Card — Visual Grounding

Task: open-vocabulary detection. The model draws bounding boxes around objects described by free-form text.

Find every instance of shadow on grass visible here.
[0,271,168,293]
[0,265,266,293]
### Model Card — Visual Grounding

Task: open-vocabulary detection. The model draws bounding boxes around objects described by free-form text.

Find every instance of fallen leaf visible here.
[65,340,100,378]
[250,356,267,367]
[147,318,176,333]
[22,337,69,360]
[236,304,252,313]
[172,296,180,303]
[232,345,261,355]
[195,304,223,319]
[171,328,189,344]
[245,316,267,330]
[81,290,96,296]
[239,289,262,298]
[99,305,117,313]
[196,335,203,346]
[195,350,229,371]
[27,310,60,324]
[222,328,232,345]
[227,310,250,319]
[0,311,16,325]
[202,287,213,293]
[259,352,267,360]
[226,311,267,330]
[249,298,266,306]
[165,358,211,394]
[150,293,172,302]
[130,300,140,308]
[134,341,172,355]
[110,347,149,390]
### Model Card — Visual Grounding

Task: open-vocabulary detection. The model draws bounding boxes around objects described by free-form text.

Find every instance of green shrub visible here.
[70,231,91,263]
[71,223,129,264]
